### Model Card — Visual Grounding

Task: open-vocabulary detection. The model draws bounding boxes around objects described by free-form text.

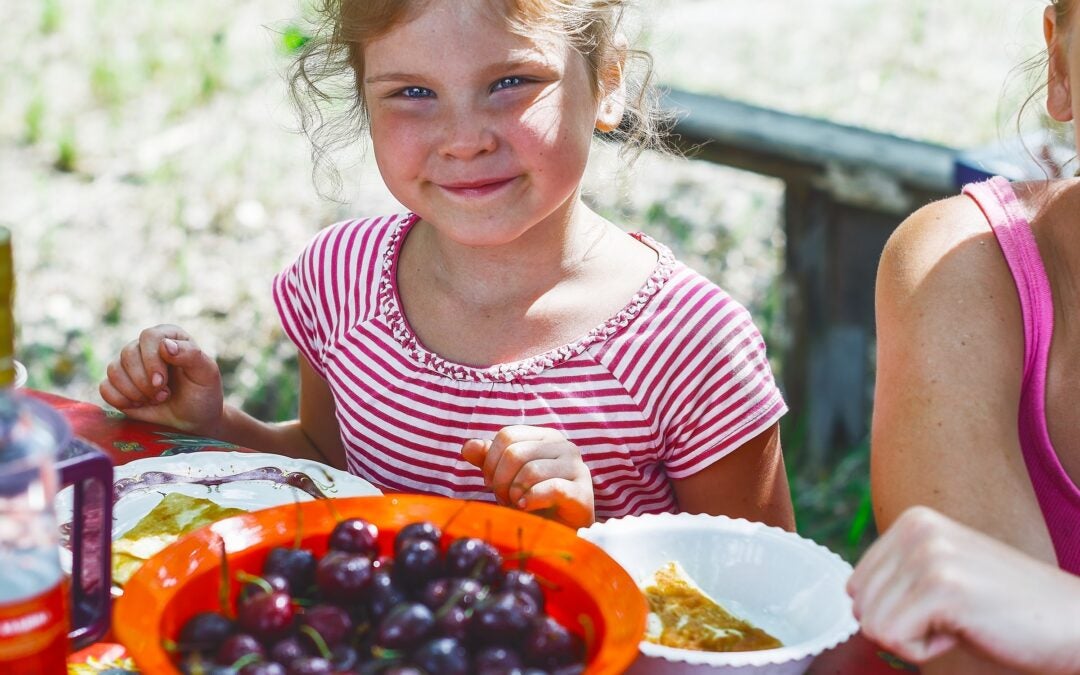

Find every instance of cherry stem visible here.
[371,646,405,661]
[506,549,574,564]
[440,501,471,539]
[322,497,343,523]
[292,496,304,550]
[578,613,596,659]
[217,537,233,618]
[435,586,488,619]
[235,570,273,595]
[299,624,332,659]
[230,653,262,671]
[516,527,526,571]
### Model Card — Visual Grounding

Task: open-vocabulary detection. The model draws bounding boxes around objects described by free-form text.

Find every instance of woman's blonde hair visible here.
[289,0,669,199]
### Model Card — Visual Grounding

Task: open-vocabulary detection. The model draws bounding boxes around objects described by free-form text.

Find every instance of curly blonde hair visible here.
[289,0,669,199]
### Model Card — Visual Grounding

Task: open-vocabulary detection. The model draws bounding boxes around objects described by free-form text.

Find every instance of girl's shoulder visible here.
[302,212,413,257]
[634,252,767,353]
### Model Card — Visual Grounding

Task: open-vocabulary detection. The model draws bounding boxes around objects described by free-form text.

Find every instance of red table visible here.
[27,390,914,675]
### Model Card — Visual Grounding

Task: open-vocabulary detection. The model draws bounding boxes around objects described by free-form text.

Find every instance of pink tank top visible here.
[963,176,1080,574]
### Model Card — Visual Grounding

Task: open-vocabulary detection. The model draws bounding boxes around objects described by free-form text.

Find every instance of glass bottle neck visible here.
[0,226,14,389]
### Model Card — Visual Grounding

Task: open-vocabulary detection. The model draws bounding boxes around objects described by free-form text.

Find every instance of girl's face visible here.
[1046,4,1080,154]
[362,0,622,248]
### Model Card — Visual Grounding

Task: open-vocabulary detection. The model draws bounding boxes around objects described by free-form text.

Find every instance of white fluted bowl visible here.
[578,513,858,674]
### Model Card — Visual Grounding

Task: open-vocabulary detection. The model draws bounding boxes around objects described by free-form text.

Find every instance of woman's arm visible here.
[871,196,1057,673]
[672,422,795,531]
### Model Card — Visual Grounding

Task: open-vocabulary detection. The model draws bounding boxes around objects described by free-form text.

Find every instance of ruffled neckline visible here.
[377,213,676,382]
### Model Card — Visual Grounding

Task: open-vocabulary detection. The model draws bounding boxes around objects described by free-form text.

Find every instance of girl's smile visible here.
[361,0,620,249]
[435,175,522,201]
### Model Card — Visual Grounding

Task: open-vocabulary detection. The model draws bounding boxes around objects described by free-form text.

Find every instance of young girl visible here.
[100,0,793,531]
[859,0,1080,671]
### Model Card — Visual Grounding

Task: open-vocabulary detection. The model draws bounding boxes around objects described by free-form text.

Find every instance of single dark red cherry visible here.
[328,518,380,556]
[177,611,235,654]
[237,591,295,643]
[315,550,375,603]
[394,521,441,554]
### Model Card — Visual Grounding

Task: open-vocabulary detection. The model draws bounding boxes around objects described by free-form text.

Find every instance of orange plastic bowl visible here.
[114,494,647,674]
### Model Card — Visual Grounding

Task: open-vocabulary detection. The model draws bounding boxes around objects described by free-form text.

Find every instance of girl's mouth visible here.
[437,176,518,199]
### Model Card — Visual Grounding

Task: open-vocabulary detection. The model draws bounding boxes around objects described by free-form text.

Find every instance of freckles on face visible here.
[357,1,604,242]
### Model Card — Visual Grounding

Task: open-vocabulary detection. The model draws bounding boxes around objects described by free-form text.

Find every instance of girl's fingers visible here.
[461,439,490,469]
[137,339,170,395]
[105,358,151,405]
[517,477,593,529]
[119,342,157,398]
[158,338,219,387]
[503,457,569,506]
[488,441,568,505]
[482,426,549,478]
[99,378,140,410]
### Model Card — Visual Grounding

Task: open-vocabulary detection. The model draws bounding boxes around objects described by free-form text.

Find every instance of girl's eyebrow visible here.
[364,56,556,85]
[364,72,425,84]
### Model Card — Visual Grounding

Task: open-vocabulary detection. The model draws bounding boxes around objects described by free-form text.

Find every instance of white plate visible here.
[56,451,382,584]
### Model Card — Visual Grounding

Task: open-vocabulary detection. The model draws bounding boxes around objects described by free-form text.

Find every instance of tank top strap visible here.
[962,176,1054,385]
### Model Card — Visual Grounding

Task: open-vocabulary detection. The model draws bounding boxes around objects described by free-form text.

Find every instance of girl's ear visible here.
[595,35,628,133]
[1045,5,1073,122]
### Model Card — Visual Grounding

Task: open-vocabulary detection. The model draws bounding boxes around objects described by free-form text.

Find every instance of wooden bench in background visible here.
[660,88,964,466]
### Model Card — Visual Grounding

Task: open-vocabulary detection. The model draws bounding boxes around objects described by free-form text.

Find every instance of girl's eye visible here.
[399,86,434,99]
[492,76,526,92]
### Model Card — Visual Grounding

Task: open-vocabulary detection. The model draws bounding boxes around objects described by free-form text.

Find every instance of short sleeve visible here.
[272,247,329,381]
[658,290,787,479]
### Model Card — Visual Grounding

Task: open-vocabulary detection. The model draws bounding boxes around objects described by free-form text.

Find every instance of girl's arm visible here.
[672,422,795,531]
[215,357,346,470]
[101,325,346,469]
[871,196,1057,673]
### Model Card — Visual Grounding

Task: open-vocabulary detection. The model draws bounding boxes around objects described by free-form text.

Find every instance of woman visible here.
[857,1,1080,672]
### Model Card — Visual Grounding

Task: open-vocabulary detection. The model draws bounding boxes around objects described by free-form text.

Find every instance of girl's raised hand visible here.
[461,425,595,529]
[99,324,225,436]
[848,506,1080,674]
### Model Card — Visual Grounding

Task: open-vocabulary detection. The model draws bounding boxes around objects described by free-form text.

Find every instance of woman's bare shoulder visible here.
[872,193,1040,550]
[879,194,998,289]
[877,193,1022,336]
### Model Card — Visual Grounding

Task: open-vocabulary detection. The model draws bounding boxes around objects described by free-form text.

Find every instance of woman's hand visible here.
[99,324,225,437]
[848,506,1080,674]
[461,425,594,529]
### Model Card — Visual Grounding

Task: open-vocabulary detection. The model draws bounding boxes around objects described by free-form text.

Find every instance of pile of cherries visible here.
[174,517,586,674]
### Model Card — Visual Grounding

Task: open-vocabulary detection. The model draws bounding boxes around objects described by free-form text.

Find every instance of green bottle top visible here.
[0,227,14,388]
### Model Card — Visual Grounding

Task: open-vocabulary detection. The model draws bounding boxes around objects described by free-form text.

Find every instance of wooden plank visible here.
[661,88,959,208]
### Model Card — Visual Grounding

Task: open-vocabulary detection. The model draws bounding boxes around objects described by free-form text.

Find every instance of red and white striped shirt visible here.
[273,213,786,519]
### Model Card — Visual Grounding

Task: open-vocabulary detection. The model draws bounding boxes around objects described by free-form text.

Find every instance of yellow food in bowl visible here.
[642,561,782,652]
[112,493,247,586]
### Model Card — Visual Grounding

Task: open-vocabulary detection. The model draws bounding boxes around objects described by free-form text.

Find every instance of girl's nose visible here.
[437,107,497,160]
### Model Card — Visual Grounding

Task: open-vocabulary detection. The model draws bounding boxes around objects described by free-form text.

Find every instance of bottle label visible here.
[0,580,69,664]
